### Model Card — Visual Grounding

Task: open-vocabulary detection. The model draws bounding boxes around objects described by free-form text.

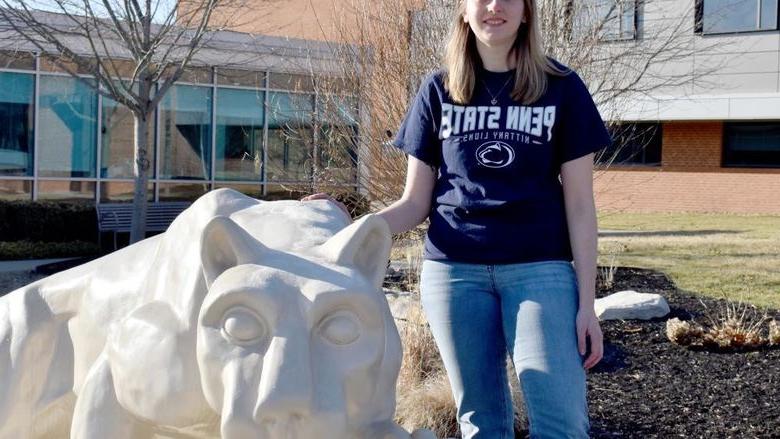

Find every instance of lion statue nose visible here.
[253,334,314,416]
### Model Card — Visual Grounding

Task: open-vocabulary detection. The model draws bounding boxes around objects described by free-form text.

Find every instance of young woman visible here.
[303,0,608,437]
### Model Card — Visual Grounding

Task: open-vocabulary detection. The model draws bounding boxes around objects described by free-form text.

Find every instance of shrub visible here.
[396,373,459,439]
[665,295,774,352]
[0,200,96,243]
[770,320,780,346]
[0,241,99,261]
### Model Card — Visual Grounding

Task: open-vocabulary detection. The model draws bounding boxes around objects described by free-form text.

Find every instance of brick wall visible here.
[661,121,722,170]
[594,168,780,214]
[595,121,780,214]
[216,0,358,42]
[218,0,426,43]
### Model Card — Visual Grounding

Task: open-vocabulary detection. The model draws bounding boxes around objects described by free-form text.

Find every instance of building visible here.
[591,0,780,214]
[2,1,778,214]
[0,9,360,203]
[263,0,780,214]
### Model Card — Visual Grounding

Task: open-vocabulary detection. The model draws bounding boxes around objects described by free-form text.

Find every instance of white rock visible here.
[595,290,670,320]
[384,288,413,321]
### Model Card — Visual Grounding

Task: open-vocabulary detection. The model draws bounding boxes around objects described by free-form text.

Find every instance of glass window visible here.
[0,72,35,176]
[313,76,358,95]
[38,76,98,178]
[600,122,662,166]
[158,182,210,201]
[214,183,263,199]
[0,50,35,70]
[40,57,95,74]
[159,85,212,180]
[266,92,314,182]
[102,59,137,78]
[723,122,780,168]
[575,0,637,41]
[100,181,154,202]
[316,96,359,184]
[217,69,265,88]
[263,183,308,201]
[268,73,315,92]
[215,88,264,181]
[37,180,96,201]
[179,66,213,84]
[761,0,778,28]
[700,0,778,33]
[101,93,156,179]
[0,180,32,200]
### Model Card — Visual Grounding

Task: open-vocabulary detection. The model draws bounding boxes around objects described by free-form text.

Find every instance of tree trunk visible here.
[129,111,152,244]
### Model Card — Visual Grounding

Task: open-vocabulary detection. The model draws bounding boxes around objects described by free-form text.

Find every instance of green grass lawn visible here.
[597,211,780,310]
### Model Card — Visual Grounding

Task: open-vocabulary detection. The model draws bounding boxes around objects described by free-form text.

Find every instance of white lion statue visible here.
[0,188,435,439]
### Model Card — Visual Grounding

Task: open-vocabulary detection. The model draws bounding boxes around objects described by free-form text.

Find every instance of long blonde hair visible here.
[444,0,566,105]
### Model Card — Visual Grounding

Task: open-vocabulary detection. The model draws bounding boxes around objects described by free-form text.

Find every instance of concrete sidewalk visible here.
[0,258,79,273]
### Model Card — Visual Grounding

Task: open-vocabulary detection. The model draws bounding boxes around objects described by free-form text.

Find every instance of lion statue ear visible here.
[200,216,267,287]
[316,214,392,288]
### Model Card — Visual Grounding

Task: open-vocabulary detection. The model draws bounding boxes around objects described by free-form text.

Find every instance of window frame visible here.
[601,0,639,42]
[722,121,780,169]
[572,0,639,42]
[695,0,780,35]
[0,50,361,202]
[598,122,663,167]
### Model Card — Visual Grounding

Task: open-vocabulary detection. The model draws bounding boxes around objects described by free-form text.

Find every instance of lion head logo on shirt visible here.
[476,141,515,168]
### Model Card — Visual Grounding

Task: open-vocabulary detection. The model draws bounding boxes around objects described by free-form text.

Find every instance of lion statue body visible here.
[0,189,434,439]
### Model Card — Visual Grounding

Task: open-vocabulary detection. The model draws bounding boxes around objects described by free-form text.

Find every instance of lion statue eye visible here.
[318,311,361,345]
[221,307,266,345]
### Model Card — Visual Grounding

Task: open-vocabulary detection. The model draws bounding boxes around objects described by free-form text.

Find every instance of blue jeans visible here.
[419,259,590,439]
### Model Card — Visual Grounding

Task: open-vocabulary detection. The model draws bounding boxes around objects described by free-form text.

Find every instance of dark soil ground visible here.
[386,264,780,438]
[580,267,780,439]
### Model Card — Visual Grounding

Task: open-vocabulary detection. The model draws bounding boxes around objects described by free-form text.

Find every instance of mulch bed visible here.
[578,267,780,438]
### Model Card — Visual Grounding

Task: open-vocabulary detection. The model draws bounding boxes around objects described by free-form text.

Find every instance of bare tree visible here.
[307,0,727,209]
[0,0,251,243]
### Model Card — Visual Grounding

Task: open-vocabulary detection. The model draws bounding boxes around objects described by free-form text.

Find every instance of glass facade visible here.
[723,122,780,168]
[574,0,637,41]
[158,182,210,201]
[0,56,359,203]
[0,50,35,70]
[38,76,98,178]
[700,0,779,33]
[267,92,315,182]
[317,95,359,183]
[0,72,34,176]
[100,181,154,202]
[215,88,264,180]
[601,123,663,166]
[160,85,213,180]
[0,179,32,200]
[102,91,156,179]
[37,180,96,201]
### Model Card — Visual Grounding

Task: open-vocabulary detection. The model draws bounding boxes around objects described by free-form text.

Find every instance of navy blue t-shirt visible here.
[391,60,612,264]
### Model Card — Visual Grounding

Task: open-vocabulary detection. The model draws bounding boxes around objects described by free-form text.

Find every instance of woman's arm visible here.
[560,152,603,370]
[376,155,437,235]
[561,153,598,311]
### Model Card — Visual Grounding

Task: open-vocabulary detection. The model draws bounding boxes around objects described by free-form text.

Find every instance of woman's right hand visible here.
[300,193,352,220]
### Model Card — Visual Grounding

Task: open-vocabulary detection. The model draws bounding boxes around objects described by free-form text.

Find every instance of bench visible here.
[96,201,191,250]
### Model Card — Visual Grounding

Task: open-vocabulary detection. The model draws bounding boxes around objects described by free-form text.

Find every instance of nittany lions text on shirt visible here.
[392,60,612,264]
